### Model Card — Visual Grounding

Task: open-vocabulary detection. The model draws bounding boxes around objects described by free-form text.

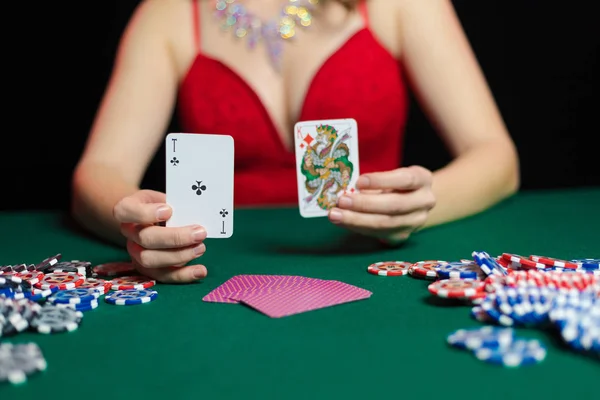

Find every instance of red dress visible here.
[177,0,408,206]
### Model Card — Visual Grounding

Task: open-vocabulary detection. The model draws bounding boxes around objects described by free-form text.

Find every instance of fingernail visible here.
[357,176,370,188]
[193,244,206,256]
[193,267,206,279]
[156,206,170,221]
[191,227,206,242]
[329,208,343,223]
[338,195,353,208]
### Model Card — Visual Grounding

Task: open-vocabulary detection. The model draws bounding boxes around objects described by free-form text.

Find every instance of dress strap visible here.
[192,0,201,51]
[358,0,369,28]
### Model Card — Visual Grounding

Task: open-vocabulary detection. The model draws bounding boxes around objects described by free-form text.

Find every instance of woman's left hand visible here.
[328,166,436,243]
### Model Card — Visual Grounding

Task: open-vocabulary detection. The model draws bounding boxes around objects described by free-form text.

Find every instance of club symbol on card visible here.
[219,209,228,218]
[170,157,179,166]
[191,180,207,195]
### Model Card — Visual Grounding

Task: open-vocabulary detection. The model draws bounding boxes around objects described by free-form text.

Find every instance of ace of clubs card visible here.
[165,133,234,238]
[293,118,360,218]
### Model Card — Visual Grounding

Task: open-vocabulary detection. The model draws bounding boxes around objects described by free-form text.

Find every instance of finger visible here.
[113,194,171,224]
[134,263,207,284]
[357,166,432,191]
[337,190,435,215]
[328,207,428,232]
[121,223,207,250]
[127,240,206,269]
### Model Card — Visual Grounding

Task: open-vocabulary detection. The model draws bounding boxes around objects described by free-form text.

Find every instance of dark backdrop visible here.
[2,0,598,211]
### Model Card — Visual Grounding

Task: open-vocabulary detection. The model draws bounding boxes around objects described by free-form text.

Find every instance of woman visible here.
[71,0,519,283]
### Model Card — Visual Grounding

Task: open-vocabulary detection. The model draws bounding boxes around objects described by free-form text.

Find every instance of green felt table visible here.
[1,187,599,399]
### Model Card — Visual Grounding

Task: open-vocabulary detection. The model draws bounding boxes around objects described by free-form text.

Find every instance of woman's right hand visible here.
[113,190,208,283]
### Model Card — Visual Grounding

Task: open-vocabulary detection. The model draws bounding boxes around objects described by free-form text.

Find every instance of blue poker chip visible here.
[24,286,59,302]
[447,326,514,350]
[104,289,158,305]
[437,261,482,280]
[49,288,99,304]
[474,338,547,367]
[571,259,600,270]
[55,299,99,312]
[481,296,515,326]
[472,251,508,277]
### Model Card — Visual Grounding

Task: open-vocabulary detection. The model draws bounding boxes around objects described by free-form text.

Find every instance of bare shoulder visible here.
[365,0,406,58]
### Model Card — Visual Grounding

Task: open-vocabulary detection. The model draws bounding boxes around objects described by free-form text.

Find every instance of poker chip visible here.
[474,251,508,276]
[92,261,136,277]
[77,278,112,294]
[428,279,484,299]
[48,288,99,305]
[529,255,579,269]
[105,289,158,305]
[29,304,83,334]
[437,261,482,280]
[447,326,514,350]
[55,299,99,312]
[571,259,600,270]
[409,260,446,279]
[0,342,47,385]
[474,338,547,367]
[110,276,156,290]
[15,271,44,285]
[367,261,412,276]
[34,272,85,290]
[34,254,61,272]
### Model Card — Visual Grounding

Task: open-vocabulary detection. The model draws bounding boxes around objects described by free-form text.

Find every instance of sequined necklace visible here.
[214,0,319,71]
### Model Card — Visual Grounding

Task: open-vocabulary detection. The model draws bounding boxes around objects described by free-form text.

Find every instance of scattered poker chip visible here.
[474,338,547,367]
[48,288,99,304]
[447,326,514,350]
[110,276,156,290]
[29,305,83,334]
[0,342,47,385]
[92,261,136,277]
[428,279,485,299]
[105,289,158,305]
[367,261,412,276]
[34,272,85,290]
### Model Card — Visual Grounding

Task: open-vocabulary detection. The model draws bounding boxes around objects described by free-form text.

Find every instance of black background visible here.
[2,0,598,211]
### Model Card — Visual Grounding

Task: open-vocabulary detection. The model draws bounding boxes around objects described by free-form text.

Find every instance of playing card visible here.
[228,279,372,318]
[165,133,234,238]
[293,119,360,218]
[202,275,317,304]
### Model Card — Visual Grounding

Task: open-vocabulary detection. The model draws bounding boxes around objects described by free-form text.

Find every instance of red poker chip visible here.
[92,262,136,277]
[428,279,484,299]
[16,271,45,285]
[501,253,547,270]
[78,278,112,293]
[409,260,446,279]
[110,276,156,290]
[529,255,579,269]
[34,272,85,290]
[367,261,412,276]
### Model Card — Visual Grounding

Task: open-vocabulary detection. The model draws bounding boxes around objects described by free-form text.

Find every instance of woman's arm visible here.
[397,0,520,227]
[71,0,180,244]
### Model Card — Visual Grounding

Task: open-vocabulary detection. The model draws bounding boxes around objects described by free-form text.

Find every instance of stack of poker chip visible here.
[1,253,161,384]
[365,252,600,365]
